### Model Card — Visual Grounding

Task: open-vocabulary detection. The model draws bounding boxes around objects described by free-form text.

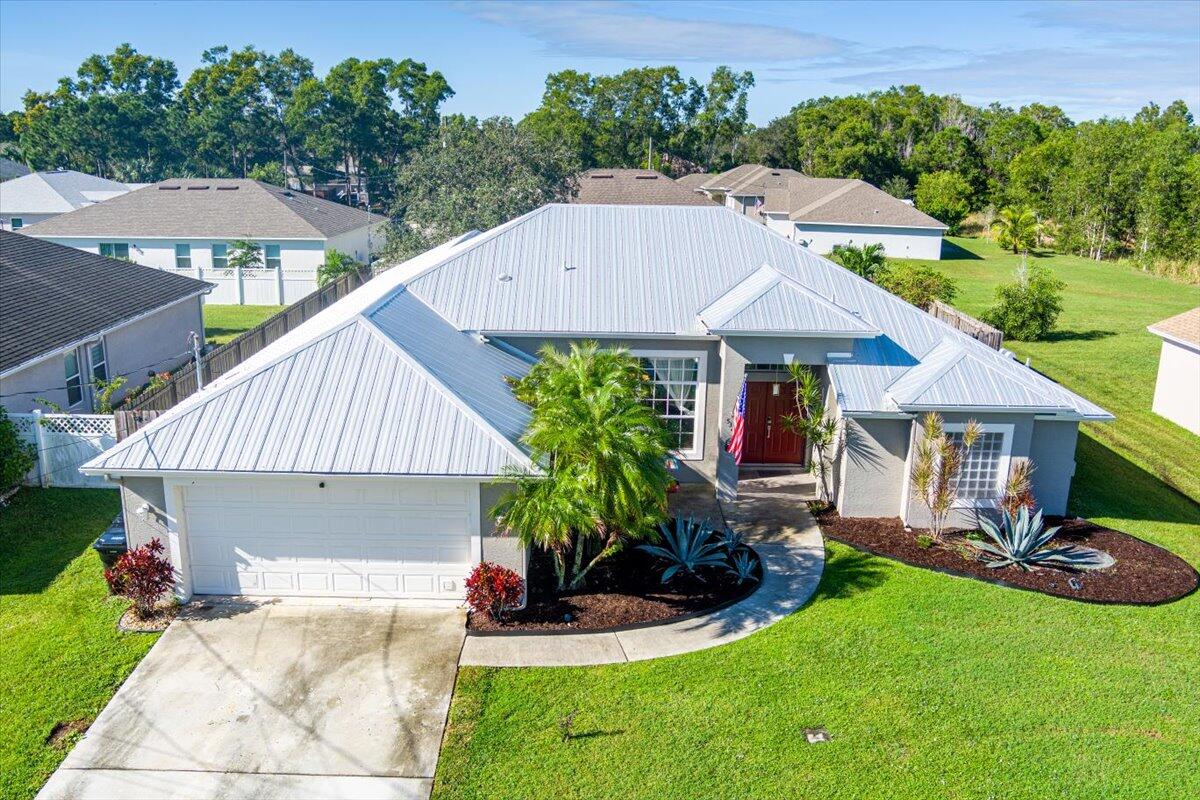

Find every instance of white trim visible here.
[632,348,709,462]
[789,220,947,231]
[484,330,719,341]
[708,328,878,339]
[1148,326,1200,354]
[88,467,512,480]
[944,422,1013,509]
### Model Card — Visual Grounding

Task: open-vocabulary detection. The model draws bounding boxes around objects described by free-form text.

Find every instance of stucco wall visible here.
[327,222,387,264]
[1,212,57,230]
[791,223,944,260]
[836,417,910,518]
[1151,339,1200,434]
[479,481,527,579]
[119,476,169,550]
[1028,419,1079,516]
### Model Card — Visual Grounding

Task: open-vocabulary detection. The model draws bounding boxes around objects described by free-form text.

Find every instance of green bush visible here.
[0,407,36,491]
[317,250,363,287]
[914,170,972,234]
[874,263,957,308]
[982,263,1065,340]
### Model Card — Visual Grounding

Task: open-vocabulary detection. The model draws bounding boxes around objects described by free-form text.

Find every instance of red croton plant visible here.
[104,538,175,619]
[464,561,526,622]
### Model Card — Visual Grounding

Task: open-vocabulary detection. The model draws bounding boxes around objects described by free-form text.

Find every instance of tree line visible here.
[3,45,1196,267]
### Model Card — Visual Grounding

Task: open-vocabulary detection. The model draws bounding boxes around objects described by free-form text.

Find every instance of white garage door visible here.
[183,478,478,599]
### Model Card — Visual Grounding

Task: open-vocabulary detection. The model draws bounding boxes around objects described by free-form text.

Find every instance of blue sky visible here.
[1,0,1197,123]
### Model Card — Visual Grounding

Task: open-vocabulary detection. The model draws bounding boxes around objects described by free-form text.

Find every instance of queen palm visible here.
[495,342,674,590]
[991,206,1040,254]
[830,243,887,280]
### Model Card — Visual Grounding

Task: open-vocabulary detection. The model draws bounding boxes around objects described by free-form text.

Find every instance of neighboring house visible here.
[84,204,1109,604]
[700,164,947,260]
[0,169,142,231]
[570,168,715,206]
[0,231,212,414]
[0,157,31,182]
[23,179,388,305]
[1148,307,1200,435]
[674,173,717,192]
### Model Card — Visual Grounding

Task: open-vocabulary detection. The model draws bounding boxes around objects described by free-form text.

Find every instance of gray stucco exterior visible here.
[119,476,170,550]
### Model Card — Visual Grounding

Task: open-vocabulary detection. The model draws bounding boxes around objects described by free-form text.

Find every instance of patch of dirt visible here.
[117,601,179,632]
[468,545,760,632]
[45,718,91,749]
[812,507,1197,605]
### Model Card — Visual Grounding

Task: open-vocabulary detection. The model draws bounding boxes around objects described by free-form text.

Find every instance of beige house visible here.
[1148,308,1200,435]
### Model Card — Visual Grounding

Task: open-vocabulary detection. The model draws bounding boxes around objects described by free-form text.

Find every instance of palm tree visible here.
[495,342,674,590]
[990,207,1040,254]
[781,364,839,503]
[830,243,887,280]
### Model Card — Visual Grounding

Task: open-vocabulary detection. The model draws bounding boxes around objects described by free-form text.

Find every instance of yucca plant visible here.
[970,506,1114,571]
[638,516,729,583]
[909,412,981,542]
[725,549,760,585]
[1001,459,1037,516]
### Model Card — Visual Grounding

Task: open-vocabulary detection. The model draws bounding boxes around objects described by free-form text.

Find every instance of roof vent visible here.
[634,175,659,180]
[563,264,576,272]
[159,185,181,190]
[186,185,209,190]
[497,272,513,282]
[591,173,614,179]
[216,185,239,191]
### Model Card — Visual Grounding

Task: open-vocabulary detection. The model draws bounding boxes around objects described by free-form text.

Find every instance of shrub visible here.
[969,506,1115,571]
[914,170,972,234]
[875,263,957,308]
[464,561,526,621]
[991,206,1041,253]
[831,242,886,280]
[916,534,936,549]
[909,412,982,542]
[639,516,728,583]
[1001,460,1037,517]
[317,250,363,287]
[104,538,175,619]
[982,262,1065,340]
[0,407,36,492]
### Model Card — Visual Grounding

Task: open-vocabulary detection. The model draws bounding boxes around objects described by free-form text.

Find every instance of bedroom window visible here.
[263,243,281,269]
[947,424,1012,503]
[64,351,84,407]
[174,243,192,269]
[637,353,707,459]
[88,341,108,382]
[211,243,228,269]
[99,242,130,259]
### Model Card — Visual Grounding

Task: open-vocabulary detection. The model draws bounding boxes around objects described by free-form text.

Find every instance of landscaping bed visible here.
[467,545,760,632]
[812,506,1197,605]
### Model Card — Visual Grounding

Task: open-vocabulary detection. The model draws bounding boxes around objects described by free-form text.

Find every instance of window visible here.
[10,217,22,230]
[174,243,192,269]
[637,353,707,458]
[211,243,228,270]
[99,242,130,259]
[88,341,107,382]
[946,424,1012,504]
[64,351,83,407]
[263,243,281,269]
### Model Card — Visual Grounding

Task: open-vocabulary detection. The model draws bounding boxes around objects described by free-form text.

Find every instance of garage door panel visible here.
[185,479,475,599]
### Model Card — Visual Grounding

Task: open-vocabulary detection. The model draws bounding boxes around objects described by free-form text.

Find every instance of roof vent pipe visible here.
[497,272,512,282]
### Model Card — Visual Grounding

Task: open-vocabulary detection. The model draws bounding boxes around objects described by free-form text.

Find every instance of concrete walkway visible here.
[458,482,824,667]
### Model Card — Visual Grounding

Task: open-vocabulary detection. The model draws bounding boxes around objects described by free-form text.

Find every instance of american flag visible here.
[727,379,747,464]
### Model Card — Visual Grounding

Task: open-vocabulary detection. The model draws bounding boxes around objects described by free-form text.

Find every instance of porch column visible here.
[715,340,748,502]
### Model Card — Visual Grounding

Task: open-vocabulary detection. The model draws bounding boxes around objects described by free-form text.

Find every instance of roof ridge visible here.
[789,179,862,220]
[884,338,966,403]
[251,180,327,239]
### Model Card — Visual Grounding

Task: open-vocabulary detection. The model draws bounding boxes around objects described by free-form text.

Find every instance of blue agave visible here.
[639,515,729,583]
[972,506,1114,571]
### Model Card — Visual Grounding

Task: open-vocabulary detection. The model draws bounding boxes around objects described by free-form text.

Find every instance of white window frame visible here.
[87,339,108,382]
[10,217,23,230]
[64,350,84,408]
[211,243,228,270]
[262,243,281,269]
[945,422,1013,508]
[174,243,192,269]
[632,349,708,461]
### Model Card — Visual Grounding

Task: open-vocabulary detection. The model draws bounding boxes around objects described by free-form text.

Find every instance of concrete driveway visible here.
[37,601,465,800]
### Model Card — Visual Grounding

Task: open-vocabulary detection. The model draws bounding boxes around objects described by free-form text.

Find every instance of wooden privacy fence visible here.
[926,300,1004,350]
[126,268,372,413]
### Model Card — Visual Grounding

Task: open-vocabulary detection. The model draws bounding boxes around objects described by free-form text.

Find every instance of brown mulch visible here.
[812,506,1197,605]
[468,545,759,632]
[117,601,179,632]
[45,718,91,749]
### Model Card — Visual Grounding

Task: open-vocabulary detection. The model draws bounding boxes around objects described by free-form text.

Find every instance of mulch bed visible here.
[117,601,179,632]
[467,545,760,633]
[812,506,1197,605]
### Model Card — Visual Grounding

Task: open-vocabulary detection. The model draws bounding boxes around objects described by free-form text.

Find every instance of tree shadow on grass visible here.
[1038,329,1117,343]
[813,546,890,601]
[940,240,982,261]
[1071,432,1200,526]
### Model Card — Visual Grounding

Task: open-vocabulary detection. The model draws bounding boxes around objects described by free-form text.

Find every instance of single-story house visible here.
[0,169,143,231]
[0,231,212,413]
[23,179,388,305]
[570,168,716,206]
[673,173,718,191]
[83,204,1109,604]
[699,164,947,260]
[1148,307,1200,434]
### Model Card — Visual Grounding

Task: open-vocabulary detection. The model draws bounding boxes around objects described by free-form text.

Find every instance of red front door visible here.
[741,381,807,465]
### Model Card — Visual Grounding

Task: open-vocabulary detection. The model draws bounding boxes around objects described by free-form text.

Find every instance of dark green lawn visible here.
[203,304,286,346]
[433,239,1200,799]
[0,489,157,800]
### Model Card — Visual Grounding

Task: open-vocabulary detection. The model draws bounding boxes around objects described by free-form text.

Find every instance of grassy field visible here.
[0,489,157,800]
[203,304,286,346]
[433,239,1200,799]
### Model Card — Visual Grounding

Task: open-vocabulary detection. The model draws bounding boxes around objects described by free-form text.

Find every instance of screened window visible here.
[99,242,130,259]
[949,430,1007,500]
[64,351,83,407]
[10,217,22,230]
[263,243,281,269]
[88,341,107,382]
[174,243,192,269]
[211,243,228,269]
[640,356,702,455]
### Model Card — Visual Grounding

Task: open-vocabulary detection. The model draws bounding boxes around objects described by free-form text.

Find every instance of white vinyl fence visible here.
[11,412,117,489]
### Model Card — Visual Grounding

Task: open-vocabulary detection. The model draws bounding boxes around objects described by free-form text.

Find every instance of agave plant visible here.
[726,549,760,585]
[970,506,1114,571]
[714,525,745,553]
[638,516,729,583]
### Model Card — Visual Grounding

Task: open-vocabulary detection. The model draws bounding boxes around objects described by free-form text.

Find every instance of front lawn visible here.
[434,239,1200,799]
[0,489,158,800]
[203,304,286,346]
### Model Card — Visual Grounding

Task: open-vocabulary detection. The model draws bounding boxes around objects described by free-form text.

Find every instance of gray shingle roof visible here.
[23,179,387,239]
[0,170,138,214]
[570,169,715,206]
[672,173,717,190]
[0,158,31,182]
[700,164,807,195]
[0,231,212,374]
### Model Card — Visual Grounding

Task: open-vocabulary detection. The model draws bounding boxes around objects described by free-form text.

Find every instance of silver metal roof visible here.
[697,264,879,336]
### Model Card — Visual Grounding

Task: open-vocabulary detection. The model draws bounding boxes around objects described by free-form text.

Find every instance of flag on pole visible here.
[727,379,747,464]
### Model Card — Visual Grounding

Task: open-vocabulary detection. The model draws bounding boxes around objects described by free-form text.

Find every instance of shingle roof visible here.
[0,170,139,214]
[23,179,387,239]
[701,164,808,195]
[0,231,212,375]
[570,169,715,206]
[1148,307,1200,348]
[0,158,30,182]
[771,178,945,229]
[673,173,717,190]
[82,240,534,478]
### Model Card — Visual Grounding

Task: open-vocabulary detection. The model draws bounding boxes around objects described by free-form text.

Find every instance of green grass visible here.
[898,237,1200,503]
[0,489,158,800]
[203,304,286,346]
[434,239,1200,799]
